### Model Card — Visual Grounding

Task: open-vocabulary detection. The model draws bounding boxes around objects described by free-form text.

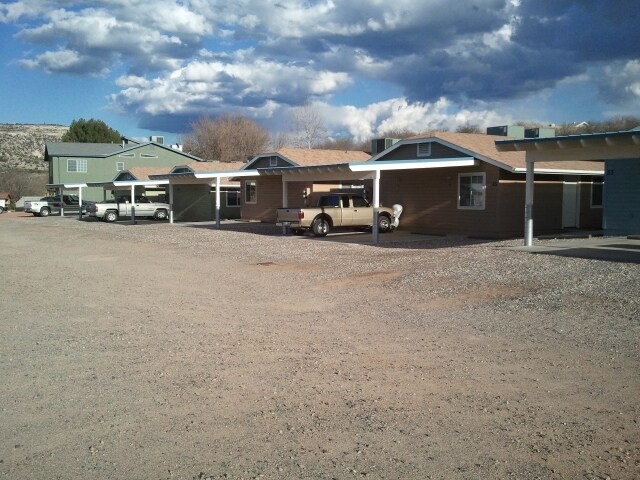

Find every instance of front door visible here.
[562,181,580,228]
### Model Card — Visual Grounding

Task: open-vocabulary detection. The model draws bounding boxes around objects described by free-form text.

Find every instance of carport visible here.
[259,156,476,243]
[86,178,169,224]
[46,182,88,218]
[150,166,258,226]
[496,130,640,246]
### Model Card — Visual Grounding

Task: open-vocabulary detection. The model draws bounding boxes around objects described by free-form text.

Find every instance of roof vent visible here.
[486,125,525,139]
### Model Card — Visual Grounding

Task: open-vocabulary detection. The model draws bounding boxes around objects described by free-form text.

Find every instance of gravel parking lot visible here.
[1,212,638,479]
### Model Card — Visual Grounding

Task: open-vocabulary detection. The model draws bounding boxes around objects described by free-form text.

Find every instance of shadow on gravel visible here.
[531,246,640,264]
[181,221,505,249]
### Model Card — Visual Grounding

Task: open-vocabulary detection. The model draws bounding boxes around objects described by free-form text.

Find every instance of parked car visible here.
[87,196,170,222]
[0,198,6,213]
[24,195,86,217]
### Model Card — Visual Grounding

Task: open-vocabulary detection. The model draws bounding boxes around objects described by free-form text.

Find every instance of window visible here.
[116,162,125,172]
[590,176,603,208]
[67,158,87,173]
[417,142,431,157]
[458,173,486,209]
[269,156,278,167]
[318,195,340,207]
[227,190,240,207]
[245,180,257,204]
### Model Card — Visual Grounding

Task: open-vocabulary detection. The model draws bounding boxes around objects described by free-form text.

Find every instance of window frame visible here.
[244,180,257,204]
[457,172,486,210]
[67,158,87,173]
[116,161,125,172]
[269,156,278,167]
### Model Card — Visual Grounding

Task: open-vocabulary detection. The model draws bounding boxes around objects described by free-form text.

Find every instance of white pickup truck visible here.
[276,193,401,237]
[24,195,85,217]
[87,196,170,222]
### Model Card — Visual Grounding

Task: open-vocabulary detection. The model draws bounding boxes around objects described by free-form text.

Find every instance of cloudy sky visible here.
[1,0,638,144]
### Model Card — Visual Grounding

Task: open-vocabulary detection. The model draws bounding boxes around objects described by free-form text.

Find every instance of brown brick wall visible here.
[379,164,503,237]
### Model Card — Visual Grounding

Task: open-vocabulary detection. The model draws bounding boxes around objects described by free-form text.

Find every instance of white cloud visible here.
[318,97,506,142]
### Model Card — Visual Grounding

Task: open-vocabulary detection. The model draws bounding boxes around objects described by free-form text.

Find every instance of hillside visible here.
[0,123,68,172]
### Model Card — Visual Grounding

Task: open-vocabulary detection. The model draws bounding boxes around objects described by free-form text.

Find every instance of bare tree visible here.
[455,122,482,133]
[181,115,270,162]
[0,169,47,202]
[290,104,327,149]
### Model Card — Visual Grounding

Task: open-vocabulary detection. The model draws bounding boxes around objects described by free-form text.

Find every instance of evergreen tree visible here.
[62,118,121,143]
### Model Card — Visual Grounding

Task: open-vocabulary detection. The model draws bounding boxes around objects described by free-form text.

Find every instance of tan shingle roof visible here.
[274,148,370,166]
[126,166,173,180]
[409,131,603,173]
[186,161,246,172]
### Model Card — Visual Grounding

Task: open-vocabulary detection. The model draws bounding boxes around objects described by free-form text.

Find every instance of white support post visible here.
[169,183,174,224]
[281,178,288,235]
[78,186,83,220]
[131,185,136,225]
[372,169,380,244]
[215,176,221,228]
[59,186,64,217]
[524,160,534,246]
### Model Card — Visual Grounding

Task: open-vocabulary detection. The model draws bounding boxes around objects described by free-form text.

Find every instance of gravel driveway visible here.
[1,213,638,479]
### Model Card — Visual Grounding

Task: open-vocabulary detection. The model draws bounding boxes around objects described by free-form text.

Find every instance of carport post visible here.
[524,159,534,246]
[78,186,83,220]
[372,169,380,244]
[281,178,288,235]
[169,183,174,224]
[59,186,64,217]
[215,176,221,228]
[130,185,136,225]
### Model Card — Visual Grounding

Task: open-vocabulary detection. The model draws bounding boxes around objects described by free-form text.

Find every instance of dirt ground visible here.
[1,212,638,479]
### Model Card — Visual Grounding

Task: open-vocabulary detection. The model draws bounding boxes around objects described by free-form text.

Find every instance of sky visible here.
[1,0,639,145]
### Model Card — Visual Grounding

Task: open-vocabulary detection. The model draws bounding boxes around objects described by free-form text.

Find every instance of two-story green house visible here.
[44,137,204,202]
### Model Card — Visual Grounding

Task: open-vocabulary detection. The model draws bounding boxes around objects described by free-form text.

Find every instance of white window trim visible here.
[67,158,87,173]
[457,172,486,210]
[116,162,125,172]
[269,157,278,167]
[417,142,431,157]
[119,153,135,157]
[590,177,603,209]
[245,180,257,204]
[140,153,158,158]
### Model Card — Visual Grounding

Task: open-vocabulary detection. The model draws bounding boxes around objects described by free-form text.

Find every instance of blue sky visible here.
[1,0,638,145]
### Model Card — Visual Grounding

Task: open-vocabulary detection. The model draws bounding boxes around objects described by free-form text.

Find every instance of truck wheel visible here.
[312,217,330,237]
[104,210,118,222]
[40,207,50,217]
[378,214,391,233]
[154,209,168,221]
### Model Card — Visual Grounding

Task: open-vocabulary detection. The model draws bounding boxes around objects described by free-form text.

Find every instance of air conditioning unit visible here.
[150,135,165,145]
[486,125,525,139]
[371,138,399,155]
